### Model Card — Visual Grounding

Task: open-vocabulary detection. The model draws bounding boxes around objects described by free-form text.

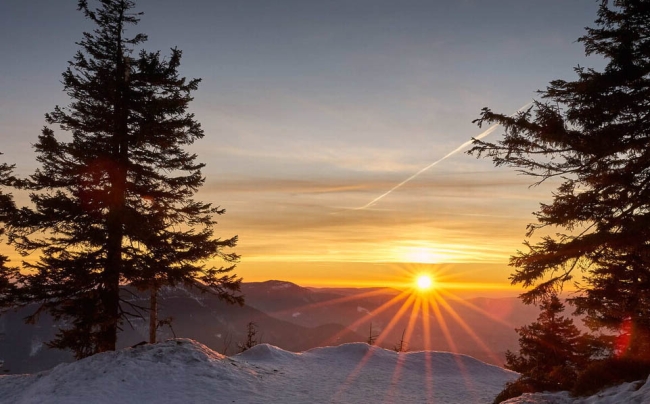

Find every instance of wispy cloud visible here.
[355,102,533,210]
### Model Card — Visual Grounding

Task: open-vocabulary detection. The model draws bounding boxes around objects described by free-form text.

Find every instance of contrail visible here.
[355,102,532,210]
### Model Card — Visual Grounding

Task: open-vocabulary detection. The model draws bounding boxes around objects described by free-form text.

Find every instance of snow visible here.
[29,338,44,357]
[270,282,293,290]
[291,312,301,317]
[502,376,650,404]
[0,339,517,404]
[2,339,648,404]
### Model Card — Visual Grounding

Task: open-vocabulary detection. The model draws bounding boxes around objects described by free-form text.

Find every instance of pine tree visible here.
[0,157,18,310]
[13,0,242,358]
[504,296,587,391]
[494,296,606,402]
[469,0,650,357]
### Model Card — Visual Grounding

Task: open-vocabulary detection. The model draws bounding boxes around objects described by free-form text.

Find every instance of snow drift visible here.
[4,339,648,404]
[0,338,517,404]
[501,376,650,404]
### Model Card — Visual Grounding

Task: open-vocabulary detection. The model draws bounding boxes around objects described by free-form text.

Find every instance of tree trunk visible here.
[149,285,158,344]
[99,6,129,353]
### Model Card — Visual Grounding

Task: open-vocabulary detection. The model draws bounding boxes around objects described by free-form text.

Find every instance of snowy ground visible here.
[1,339,648,404]
[502,377,650,404]
[0,339,516,403]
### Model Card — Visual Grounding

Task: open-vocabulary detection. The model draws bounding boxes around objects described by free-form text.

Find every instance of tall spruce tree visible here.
[0,157,18,310]
[469,0,650,357]
[13,0,242,358]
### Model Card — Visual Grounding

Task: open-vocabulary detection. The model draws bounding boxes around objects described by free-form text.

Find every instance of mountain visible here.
[0,338,519,404]
[0,280,543,374]
[241,280,540,365]
[0,285,364,374]
[241,280,400,328]
[0,306,75,374]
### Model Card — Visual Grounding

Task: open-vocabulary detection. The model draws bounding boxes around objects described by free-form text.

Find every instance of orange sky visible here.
[202,160,559,296]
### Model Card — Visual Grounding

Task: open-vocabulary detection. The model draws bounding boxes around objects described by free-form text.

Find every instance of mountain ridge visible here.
[0,281,538,374]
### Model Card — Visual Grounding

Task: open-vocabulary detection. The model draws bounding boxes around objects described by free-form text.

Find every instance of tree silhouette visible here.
[12,0,241,358]
[469,0,650,358]
[495,295,608,402]
[238,322,259,353]
[0,156,18,311]
[505,296,589,390]
[366,322,378,345]
[393,328,408,352]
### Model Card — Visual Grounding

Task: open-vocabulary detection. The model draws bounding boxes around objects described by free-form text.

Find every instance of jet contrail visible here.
[355,102,532,210]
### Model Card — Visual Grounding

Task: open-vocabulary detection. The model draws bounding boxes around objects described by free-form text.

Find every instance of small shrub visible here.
[237,321,259,353]
[493,378,536,404]
[572,357,650,397]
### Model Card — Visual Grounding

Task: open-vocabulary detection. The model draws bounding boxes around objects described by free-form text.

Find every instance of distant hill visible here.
[0,281,541,374]
[242,280,540,364]
[0,284,364,374]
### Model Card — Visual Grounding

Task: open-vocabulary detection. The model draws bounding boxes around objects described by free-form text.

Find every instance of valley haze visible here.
[0,281,539,374]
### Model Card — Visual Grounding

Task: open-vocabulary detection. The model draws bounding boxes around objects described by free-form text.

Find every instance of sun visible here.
[415,274,434,291]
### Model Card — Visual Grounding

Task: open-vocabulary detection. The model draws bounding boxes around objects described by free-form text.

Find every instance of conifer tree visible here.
[13,0,241,358]
[494,295,605,402]
[469,0,650,357]
[504,295,588,391]
[0,157,18,310]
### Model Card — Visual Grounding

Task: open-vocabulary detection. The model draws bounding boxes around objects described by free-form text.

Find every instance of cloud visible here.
[206,175,534,265]
[193,87,505,178]
[354,102,533,209]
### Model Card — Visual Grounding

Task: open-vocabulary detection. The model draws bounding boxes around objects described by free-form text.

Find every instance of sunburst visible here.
[267,265,510,402]
[415,274,434,291]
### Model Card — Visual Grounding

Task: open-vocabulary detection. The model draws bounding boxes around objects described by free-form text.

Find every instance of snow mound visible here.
[235,343,300,363]
[0,339,518,404]
[307,341,378,358]
[503,375,650,404]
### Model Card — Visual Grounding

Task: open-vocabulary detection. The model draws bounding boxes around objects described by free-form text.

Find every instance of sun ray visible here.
[421,298,435,402]
[432,290,503,365]
[263,287,400,319]
[385,295,422,402]
[374,293,417,347]
[426,295,480,399]
[437,288,516,328]
[316,270,517,404]
[402,295,422,349]
[321,289,410,346]
[332,293,417,401]
[425,295,453,351]
[291,268,516,402]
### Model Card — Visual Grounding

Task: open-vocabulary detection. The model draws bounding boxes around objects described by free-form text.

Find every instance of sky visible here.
[0,0,603,295]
